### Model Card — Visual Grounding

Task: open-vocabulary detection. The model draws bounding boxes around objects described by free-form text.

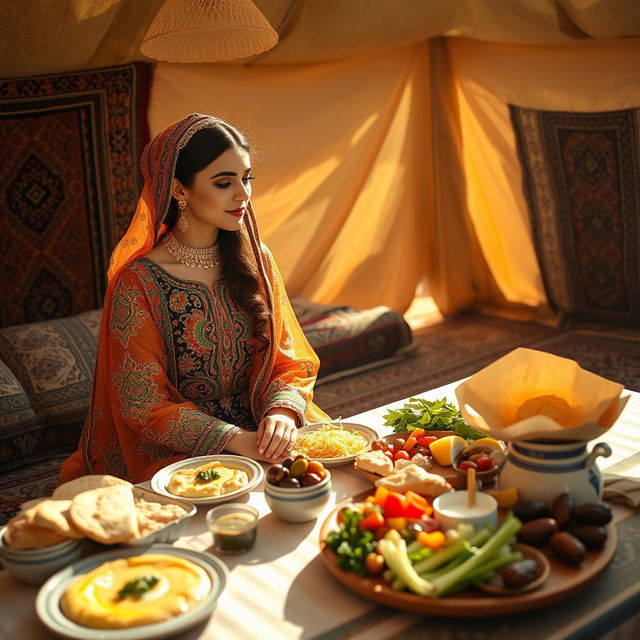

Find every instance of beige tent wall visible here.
[2,0,639,315]
[149,45,432,311]
[447,36,640,317]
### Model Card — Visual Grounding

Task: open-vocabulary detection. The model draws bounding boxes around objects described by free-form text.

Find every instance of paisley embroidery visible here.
[135,258,256,428]
[111,278,150,349]
[113,352,162,424]
[103,438,128,478]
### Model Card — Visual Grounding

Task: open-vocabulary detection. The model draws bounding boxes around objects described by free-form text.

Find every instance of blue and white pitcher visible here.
[499,439,612,507]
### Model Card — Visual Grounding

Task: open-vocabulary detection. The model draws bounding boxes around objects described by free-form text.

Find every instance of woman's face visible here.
[177,145,253,232]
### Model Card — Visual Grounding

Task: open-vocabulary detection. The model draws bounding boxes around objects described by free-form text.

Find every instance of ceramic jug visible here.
[499,439,612,507]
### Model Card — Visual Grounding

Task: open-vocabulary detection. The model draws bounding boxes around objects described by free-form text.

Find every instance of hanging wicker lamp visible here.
[141,0,278,63]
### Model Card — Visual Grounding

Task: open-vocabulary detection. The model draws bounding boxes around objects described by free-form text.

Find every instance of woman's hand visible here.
[223,429,284,464]
[257,408,298,459]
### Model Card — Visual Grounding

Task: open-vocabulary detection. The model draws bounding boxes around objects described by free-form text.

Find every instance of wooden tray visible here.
[318,491,617,617]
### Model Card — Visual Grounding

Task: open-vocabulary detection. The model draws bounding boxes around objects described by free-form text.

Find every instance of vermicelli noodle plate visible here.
[296,425,368,458]
[294,422,378,467]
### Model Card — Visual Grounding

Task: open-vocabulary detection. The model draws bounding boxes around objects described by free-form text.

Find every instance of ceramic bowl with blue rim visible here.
[0,525,84,585]
[264,468,333,523]
[36,543,228,640]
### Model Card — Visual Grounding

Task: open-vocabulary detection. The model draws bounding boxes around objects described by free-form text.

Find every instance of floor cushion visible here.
[0,310,101,471]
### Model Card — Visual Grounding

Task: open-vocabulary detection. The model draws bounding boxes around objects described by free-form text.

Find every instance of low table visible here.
[1,381,638,640]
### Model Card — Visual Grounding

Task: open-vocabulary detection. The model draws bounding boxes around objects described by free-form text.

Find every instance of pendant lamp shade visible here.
[141,0,279,63]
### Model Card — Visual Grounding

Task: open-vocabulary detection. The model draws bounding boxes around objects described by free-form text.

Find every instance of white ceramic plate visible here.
[36,544,228,640]
[150,454,264,505]
[295,422,378,467]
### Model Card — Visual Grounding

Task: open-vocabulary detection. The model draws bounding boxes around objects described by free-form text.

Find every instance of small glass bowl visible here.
[206,503,259,554]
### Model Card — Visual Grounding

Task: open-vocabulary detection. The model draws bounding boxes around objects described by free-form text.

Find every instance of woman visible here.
[60,113,329,484]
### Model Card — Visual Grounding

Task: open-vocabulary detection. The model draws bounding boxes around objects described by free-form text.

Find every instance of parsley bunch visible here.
[116,575,160,601]
[383,398,484,440]
[196,469,221,483]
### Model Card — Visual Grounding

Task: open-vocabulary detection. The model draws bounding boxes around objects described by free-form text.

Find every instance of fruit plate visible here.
[294,422,379,467]
[355,431,460,488]
[150,454,264,505]
[318,491,617,617]
[36,544,228,640]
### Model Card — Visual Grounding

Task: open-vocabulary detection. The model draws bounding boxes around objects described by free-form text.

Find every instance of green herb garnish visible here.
[196,469,221,483]
[383,398,485,440]
[325,508,377,577]
[116,575,160,601]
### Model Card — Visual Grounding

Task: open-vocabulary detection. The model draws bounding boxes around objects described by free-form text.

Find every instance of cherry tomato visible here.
[386,443,396,454]
[458,460,478,471]
[383,450,394,461]
[470,452,487,462]
[417,436,438,448]
[476,456,495,471]
[394,450,410,461]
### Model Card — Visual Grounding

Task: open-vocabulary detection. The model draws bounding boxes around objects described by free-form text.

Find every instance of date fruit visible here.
[517,518,559,547]
[500,559,539,588]
[552,493,574,529]
[573,503,612,526]
[550,531,586,566]
[568,524,607,550]
[513,501,549,523]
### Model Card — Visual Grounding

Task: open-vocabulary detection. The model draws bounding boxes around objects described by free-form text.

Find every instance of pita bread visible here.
[69,486,139,544]
[4,518,68,550]
[354,450,394,476]
[28,499,84,538]
[376,464,453,497]
[53,474,133,500]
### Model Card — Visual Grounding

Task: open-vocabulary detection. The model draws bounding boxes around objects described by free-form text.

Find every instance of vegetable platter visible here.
[319,490,617,617]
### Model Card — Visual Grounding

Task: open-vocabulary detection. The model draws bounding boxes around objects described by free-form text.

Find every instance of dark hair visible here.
[167,122,270,348]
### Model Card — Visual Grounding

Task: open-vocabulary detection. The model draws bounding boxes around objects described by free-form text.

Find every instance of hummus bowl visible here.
[36,544,227,640]
[151,455,264,505]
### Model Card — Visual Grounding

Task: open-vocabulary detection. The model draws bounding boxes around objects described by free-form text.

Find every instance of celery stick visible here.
[441,569,496,596]
[412,539,471,575]
[420,550,472,580]
[406,540,423,555]
[378,537,435,597]
[464,550,523,584]
[468,527,492,547]
[430,513,522,596]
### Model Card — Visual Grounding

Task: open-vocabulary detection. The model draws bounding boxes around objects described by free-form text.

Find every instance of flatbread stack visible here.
[2,475,186,550]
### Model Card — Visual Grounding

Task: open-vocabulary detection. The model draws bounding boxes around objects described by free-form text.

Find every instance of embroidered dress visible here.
[60,114,329,484]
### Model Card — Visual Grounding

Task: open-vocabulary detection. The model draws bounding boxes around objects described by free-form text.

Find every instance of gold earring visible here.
[177,199,188,232]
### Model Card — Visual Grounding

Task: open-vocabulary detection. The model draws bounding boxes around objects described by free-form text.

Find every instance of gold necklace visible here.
[162,232,221,269]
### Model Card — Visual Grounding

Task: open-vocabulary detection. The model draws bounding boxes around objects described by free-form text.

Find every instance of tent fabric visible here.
[447,37,640,318]
[2,0,639,78]
[148,45,437,312]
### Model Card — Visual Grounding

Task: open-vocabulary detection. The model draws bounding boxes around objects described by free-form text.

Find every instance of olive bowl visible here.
[264,469,333,523]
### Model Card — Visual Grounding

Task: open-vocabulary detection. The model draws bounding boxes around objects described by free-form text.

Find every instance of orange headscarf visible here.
[60,114,329,483]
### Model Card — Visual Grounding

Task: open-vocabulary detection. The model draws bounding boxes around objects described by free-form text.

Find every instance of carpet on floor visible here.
[3,315,639,525]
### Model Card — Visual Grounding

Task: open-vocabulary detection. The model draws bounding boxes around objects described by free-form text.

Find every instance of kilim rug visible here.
[510,106,640,329]
[3,315,639,525]
[0,62,152,327]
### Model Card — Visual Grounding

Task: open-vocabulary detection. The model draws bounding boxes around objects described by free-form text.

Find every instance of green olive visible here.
[289,456,309,479]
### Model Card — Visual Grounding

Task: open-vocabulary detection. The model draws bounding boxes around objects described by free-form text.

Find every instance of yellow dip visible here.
[168,461,248,498]
[60,553,211,629]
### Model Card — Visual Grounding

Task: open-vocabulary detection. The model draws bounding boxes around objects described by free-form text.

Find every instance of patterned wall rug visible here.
[0,62,152,327]
[510,105,640,329]
[2,314,638,525]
